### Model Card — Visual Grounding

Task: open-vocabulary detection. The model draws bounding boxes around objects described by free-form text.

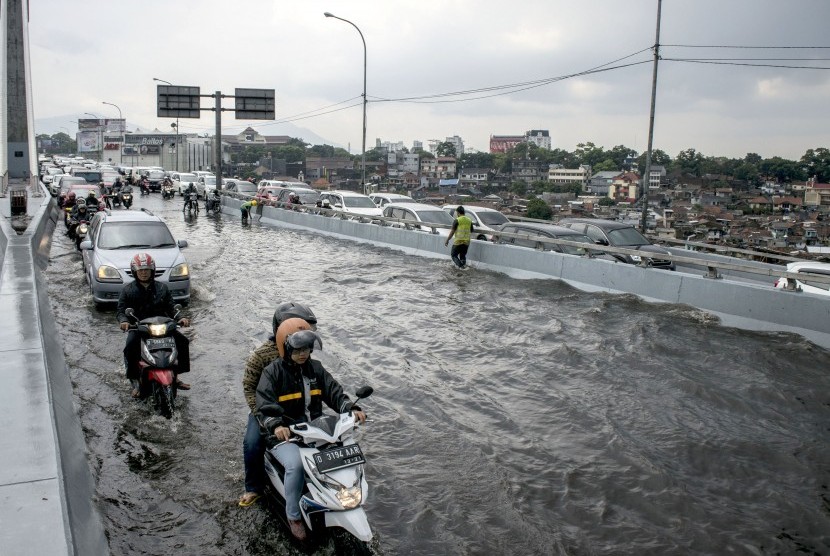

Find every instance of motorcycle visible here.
[119,189,133,209]
[124,306,183,419]
[183,190,200,214]
[162,183,175,200]
[74,218,91,250]
[205,192,221,214]
[259,386,375,552]
[140,180,151,196]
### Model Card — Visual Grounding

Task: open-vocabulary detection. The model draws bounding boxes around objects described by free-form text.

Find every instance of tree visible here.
[734,163,759,184]
[526,198,552,220]
[435,142,457,157]
[636,149,671,172]
[598,197,616,206]
[760,156,805,183]
[594,159,618,172]
[573,142,607,167]
[800,147,830,182]
[675,148,705,176]
[459,152,494,169]
[744,152,762,165]
[508,181,527,196]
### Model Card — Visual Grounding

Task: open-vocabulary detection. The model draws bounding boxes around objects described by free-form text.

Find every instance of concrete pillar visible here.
[4,0,38,194]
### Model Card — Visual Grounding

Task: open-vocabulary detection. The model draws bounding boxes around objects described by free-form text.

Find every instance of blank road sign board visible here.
[235,88,275,120]
[157,85,201,118]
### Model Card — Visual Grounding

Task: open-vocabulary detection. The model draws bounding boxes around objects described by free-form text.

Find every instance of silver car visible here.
[80,209,190,307]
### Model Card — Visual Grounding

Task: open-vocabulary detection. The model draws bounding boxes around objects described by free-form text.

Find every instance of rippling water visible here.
[45,196,830,555]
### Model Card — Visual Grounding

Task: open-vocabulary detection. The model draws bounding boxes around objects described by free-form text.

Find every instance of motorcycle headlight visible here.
[96,265,122,283]
[630,255,642,262]
[78,223,89,234]
[148,324,167,337]
[335,486,362,509]
[170,263,189,281]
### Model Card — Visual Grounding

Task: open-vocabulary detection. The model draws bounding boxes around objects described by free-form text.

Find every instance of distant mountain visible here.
[34,115,343,149]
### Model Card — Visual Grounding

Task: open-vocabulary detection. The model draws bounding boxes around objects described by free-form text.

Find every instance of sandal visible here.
[238,492,261,507]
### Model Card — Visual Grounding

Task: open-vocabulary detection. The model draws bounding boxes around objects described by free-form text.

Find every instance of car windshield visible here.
[237,183,258,193]
[607,227,650,246]
[149,171,165,179]
[177,173,197,182]
[97,222,176,250]
[202,177,216,185]
[417,209,456,226]
[477,211,509,226]
[343,196,377,209]
[296,191,320,204]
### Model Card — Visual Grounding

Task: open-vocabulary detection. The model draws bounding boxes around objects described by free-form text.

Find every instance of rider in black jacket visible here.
[117,253,191,396]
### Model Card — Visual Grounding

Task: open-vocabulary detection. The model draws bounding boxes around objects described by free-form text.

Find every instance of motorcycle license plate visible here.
[145,337,175,349]
[313,443,365,473]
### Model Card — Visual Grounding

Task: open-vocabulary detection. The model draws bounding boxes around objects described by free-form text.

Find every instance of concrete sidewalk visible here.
[0,184,107,555]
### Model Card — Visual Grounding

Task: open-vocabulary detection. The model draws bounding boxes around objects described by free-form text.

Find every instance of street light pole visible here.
[102,101,122,165]
[153,77,179,171]
[324,12,367,194]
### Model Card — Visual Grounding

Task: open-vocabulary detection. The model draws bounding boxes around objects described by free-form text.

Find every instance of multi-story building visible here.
[420,157,457,180]
[647,165,666,190]
[608,172,640,202]
[512,159,546,184]
[548,164,590,188]
[525,130,551,150]
[490,135,525,153]
[587,171,619,196]
[444,135,465,157]
[804,177,830,212]
[459,168,490,188]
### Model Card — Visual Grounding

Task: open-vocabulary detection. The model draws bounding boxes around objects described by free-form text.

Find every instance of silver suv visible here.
[80,209,190,307]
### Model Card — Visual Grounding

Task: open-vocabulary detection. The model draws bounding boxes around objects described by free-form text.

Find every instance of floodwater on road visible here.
[45,193,830,555]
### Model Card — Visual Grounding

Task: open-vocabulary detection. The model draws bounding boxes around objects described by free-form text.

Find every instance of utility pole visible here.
[640,0,662,233]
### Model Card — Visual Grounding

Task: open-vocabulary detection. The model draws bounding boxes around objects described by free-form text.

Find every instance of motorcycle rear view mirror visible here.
[355,386,373,400]
[173,304,183,319]
[125,308,136,320]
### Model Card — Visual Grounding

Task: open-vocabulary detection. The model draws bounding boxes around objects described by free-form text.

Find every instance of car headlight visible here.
[630,255,642,262]
[96,265,122,283]
[170,263,189,281]
[148,324,167,337]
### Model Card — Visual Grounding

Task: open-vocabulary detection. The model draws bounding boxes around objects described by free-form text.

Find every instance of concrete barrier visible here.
[224,196,830,349]
[0,189,108,555]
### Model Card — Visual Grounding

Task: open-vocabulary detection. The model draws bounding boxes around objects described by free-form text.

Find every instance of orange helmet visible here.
[276,317,322,359]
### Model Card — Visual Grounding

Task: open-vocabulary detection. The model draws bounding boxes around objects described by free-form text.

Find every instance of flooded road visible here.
[45,193,830,555]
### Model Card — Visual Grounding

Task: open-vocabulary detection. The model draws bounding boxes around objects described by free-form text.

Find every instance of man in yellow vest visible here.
[445,205,474,269]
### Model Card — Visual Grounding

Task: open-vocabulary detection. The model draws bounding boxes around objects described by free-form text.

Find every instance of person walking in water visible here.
[444,205,474,269]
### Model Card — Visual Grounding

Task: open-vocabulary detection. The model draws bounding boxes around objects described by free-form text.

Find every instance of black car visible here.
[557,218,676,270]
[493,222,616,259]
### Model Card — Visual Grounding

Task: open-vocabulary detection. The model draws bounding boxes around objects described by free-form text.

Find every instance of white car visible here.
[381,202,456,238]
[319,191,382,217]
[442,204,510,241]
[171,172,200,196]
[369,193,414,208]
[774,261,830,296]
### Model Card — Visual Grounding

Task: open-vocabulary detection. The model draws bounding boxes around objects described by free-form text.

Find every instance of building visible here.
[608,172,640,202]
[421,157,457,180]
[120,132,211,173]
[305,156,354,183]
[648,165,666,189]
[587,171,619,196]
[525,130,551,150]
[459,168,490,188]
[444,135,465,157]
[548,165,590,188]
[804,178,830,212]
[512,159,546,184]
[490,135,525,153]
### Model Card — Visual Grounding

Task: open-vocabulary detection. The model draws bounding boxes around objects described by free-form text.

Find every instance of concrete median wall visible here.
[0,190,108,555]
[226,197,830,350]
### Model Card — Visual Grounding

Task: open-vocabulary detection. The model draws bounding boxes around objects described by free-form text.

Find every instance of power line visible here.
[662,44,830,49]
[663,58,830,70]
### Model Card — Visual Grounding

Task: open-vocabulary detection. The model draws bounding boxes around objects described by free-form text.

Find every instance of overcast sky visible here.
[29,0,830,160]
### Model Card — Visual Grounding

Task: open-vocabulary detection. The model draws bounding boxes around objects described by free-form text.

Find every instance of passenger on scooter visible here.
[256,318,366,541]
[117,253,192,398]
[239,302,318,508]
[67,198,89,238]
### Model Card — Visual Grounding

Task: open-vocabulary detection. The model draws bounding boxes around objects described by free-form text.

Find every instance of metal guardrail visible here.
[223,193,830,290]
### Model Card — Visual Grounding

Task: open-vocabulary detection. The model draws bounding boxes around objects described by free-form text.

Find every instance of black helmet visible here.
[273,301,317,333]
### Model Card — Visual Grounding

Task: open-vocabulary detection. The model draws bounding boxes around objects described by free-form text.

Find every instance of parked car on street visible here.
[171,172,200,196]
[369,193,414,208]
[557,218,676,270]
[319,191,383,217]
[223,179,258,196]
[442,204,510,241]
[774,261,830,296]
[492,222,616,258]
[80,209,190,307]
[381,202,456,237]
[255,185,288,204]
[198,175,217,196]
[274,187,320,206]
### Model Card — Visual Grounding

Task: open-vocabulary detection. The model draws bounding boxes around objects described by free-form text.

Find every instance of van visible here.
[69,167,103,184]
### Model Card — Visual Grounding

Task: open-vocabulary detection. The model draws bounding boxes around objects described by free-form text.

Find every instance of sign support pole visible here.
[215,91,223,190]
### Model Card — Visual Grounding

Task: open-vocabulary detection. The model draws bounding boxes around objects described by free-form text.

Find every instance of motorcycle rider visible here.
[184,182,198,208]
[256,318,366,541]
[239,303,318,508]
[140,175,151,195]
[99,181,112,209]
[67,198,90,238]
[117,253,192,397]
[206,188,221,211]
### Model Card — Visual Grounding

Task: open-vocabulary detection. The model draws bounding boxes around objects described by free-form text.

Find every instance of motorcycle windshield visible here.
[309,414,340,436]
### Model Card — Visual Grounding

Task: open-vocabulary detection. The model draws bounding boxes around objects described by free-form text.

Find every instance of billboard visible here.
[77,131,100,152]
[78,118,126,132]
[157,85,201,118]
[123,134,168,156]
[234,88,275,120]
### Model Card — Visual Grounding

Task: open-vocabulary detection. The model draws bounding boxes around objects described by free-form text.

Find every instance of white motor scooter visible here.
[259,386,374,551]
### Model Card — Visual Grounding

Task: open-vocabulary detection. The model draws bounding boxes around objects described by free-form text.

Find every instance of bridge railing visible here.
[222,192,830,290]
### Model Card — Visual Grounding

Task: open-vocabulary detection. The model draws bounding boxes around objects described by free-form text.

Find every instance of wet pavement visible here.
[44,192,830,555]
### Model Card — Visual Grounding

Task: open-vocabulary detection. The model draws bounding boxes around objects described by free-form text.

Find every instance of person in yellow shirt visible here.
[444,205,474,269]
